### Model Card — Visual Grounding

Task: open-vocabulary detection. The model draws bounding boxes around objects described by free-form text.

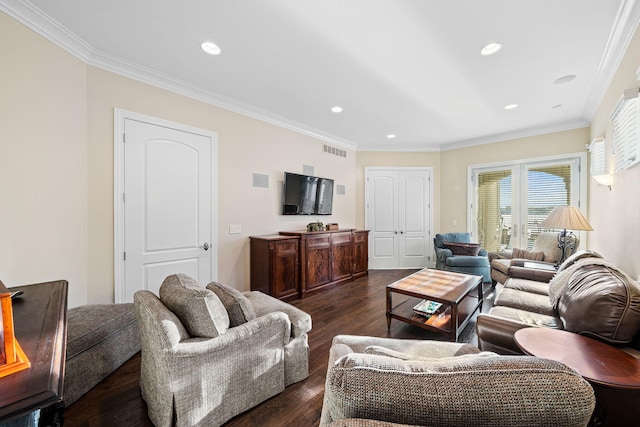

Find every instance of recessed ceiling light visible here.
[387,134,397,139]
[331,106,343,113]
[554,74,576,85]
[201,41,221,55]
[504,103,518,110]
[480,42,502,56]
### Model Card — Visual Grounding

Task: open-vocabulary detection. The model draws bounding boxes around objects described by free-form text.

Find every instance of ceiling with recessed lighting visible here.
[2,0,639,151]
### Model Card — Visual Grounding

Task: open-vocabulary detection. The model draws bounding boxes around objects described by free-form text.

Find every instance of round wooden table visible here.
[515,327,640,426]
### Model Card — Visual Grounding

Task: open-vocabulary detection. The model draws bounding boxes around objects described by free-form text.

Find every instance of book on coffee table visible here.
[413,299,442,316]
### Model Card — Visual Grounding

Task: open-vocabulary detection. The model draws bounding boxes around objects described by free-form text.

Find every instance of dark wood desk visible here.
[515,327,640,426]
[0,281,68,426]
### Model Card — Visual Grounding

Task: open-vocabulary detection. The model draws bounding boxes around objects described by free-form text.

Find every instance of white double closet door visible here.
[365,167,433,269]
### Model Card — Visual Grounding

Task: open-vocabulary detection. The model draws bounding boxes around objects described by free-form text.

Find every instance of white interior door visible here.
[115,112,217,302]
[398,170,431,268]
[366,167,432,269]
[366,170,399,269]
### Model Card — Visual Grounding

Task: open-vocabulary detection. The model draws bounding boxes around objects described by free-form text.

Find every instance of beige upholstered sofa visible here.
[488,232,578,284]
[134,274,311,427]
[320,335,595,427]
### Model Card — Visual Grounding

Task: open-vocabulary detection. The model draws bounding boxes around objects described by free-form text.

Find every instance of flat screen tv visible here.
[282,172,334,215]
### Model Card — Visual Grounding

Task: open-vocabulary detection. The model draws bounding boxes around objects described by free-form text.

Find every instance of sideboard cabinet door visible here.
[331,232,353,282]
[304,233,332,290]
[352,230,370,277]
[250,235,300,301]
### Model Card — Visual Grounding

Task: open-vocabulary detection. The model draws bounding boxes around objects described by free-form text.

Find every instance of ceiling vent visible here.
[323,143,347,158]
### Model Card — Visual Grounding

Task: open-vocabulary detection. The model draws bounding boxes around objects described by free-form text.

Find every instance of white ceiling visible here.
[3,0,640,151]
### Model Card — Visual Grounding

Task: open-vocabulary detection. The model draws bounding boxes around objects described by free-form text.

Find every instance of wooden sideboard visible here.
[0,280,68,426]
[250,229,369,300]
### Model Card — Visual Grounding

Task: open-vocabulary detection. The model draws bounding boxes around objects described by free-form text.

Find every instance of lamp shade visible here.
[539,206,593,231]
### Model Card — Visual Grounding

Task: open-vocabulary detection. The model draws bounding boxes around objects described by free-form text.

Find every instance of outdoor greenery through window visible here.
[472,156,583,253]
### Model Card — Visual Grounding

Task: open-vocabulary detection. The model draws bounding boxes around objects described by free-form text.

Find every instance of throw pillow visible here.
[159,273,230,338]
[206,281,257,327]
[442,241,481,256]
[363,345,496,361]
[558,263,640,344]
[511,247,545,261]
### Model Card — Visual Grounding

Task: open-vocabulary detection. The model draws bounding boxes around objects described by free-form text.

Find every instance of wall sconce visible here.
[593,174,613,190]
[588,137,612,190]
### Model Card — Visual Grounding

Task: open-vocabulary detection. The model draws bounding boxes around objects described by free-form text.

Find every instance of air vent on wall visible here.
[323,144,347,158]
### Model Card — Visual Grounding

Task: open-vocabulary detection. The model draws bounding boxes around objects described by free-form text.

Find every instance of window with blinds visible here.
[526,165,572,249]
[589,137,606,176]
[472,156,583,253]
[610,88,639,171]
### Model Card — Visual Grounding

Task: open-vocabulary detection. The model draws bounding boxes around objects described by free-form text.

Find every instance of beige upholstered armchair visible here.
[134,274,311,427]
[488,231,579,284]
[320,335,595,427]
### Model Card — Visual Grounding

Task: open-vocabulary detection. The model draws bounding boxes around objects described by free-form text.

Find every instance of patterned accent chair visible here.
[134,274,311,427]
[433,232,491,283]
[320,335,595,427]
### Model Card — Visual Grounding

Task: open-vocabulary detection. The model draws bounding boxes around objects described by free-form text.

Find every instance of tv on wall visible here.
[282,172,334,215]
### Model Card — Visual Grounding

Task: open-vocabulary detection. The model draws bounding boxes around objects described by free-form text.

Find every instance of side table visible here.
[0,280,68,426]
[514,327,640,426]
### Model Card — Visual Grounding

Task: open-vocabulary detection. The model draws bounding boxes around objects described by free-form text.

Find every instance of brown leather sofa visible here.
[477,251,640,355]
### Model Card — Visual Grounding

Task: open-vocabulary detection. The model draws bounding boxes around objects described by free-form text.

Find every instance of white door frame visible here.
[467,152,588,249]
[364,166,434,268]
[113,109,219,302]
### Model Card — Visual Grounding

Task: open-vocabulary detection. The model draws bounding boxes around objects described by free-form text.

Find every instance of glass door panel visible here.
[474,167,517,252]
[472,155,583,253]
[522,159,581,249]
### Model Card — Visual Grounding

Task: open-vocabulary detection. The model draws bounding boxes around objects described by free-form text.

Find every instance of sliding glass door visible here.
[471,155,585,252]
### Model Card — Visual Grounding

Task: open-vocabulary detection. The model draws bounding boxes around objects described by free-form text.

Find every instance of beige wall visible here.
[86,68,356,303]
[4,10,639,307]
[3,12,355,306]
[0,12,88,308]
[438,128,590,233]
[355,151,441,233]
[589,22,640,279]
[355,130,589,261]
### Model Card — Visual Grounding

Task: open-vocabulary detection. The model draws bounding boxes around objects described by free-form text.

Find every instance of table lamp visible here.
[539,206,593,265]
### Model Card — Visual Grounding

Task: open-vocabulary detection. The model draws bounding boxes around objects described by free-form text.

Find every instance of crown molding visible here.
[89,50,359,151]
[582,0,640,121]
[1,0,359,151]
[356,142,442,152]
[357,119,589,152]
[0,0,93,61]
[3,0,637,153]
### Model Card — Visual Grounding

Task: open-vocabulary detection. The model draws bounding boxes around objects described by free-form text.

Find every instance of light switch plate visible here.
[229,224,242,234]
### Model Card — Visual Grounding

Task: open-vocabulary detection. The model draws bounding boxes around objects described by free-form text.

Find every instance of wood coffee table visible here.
[515,327,640,426]
[386,268,482,342]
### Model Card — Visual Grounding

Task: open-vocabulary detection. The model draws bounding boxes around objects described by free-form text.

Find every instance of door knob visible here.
[201,242,210,251]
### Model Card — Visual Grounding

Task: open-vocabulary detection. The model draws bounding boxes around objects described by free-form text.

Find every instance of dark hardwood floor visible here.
[63,270,497,427]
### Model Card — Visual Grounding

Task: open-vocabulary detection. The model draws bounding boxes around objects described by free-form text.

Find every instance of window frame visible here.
[468,152,588,252]
[610,88,640,171]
